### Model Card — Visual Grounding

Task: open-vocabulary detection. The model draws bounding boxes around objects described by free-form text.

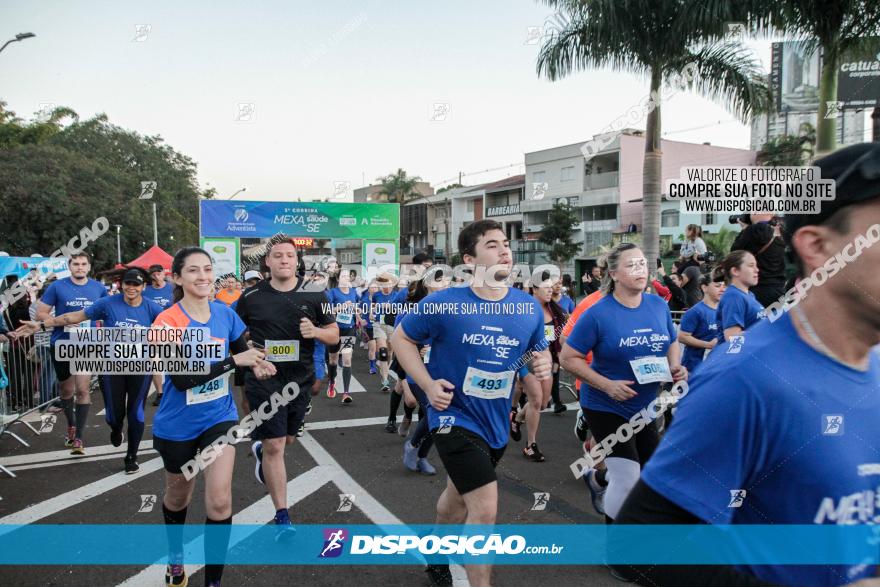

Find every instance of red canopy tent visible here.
[126,245,173,271]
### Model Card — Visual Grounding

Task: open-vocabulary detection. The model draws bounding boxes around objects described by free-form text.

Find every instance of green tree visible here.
[0,105,205,270]
[536,0,770,268]
[703,226,738,259]
[539,201,581,268]
[757,123,816,166]
[437,183,463,193]
[376,168,422,203]
[749,1,880,152]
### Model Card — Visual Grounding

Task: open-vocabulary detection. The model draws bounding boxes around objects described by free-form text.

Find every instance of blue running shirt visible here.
[400,287,546,449]
[566,293,676,419]
[151,301,246,441]
[84,295,161,328]
[641,313,880,586]
[41,277,108,343]
[142,283,174,309]
[716,285,765,341]
[327,287,359,332]
[679,301,720,375]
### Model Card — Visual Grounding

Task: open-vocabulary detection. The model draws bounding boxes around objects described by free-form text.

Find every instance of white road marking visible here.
[305,416,387,431]
[1,441,155,467]
[8,449,157,472]
[117,465,334,586]
[0,457,164,525]
[298,434,471,586]
[331,371,366,393]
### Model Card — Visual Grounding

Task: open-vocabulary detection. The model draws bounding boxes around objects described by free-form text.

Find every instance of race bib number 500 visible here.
[629,356,672,384]
[187,374,230,405]
[462,367,514,400]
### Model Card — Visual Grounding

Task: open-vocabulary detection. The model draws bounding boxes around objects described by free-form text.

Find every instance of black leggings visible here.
[584,408,661,520]
[408,385,434,459]
[100,374,151,457]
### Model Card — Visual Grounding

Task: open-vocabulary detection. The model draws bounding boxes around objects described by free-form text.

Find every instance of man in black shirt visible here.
[235,238,338,531]
[730,214,786,307]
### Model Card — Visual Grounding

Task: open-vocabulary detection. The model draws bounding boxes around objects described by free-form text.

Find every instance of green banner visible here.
[200,200,400,239]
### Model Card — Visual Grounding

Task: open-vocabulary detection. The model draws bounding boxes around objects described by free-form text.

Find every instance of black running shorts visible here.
[50,350,72,382]
[244,370,310,440]
[153,420,238,474]
[434,426,506,495]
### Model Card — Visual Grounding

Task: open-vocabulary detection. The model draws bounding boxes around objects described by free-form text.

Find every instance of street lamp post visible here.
[0,32,36,54]
[115,225,122,264]
[228,187,247,199]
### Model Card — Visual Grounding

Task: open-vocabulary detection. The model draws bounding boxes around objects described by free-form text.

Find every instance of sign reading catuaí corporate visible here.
[199,200,400,239]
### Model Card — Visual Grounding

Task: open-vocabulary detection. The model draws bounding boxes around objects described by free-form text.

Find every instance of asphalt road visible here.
[0,345,621,586]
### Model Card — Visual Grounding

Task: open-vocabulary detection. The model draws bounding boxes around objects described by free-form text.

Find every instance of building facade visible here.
[523,129,755,279]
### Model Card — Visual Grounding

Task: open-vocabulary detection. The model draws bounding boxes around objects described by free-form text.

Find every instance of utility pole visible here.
[873,107,880,142]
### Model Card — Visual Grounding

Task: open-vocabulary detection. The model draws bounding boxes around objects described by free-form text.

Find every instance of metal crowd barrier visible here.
[0,331,62,477]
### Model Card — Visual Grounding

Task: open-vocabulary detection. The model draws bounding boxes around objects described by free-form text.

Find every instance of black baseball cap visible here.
[785,143,880,242]
[148,264,165,274]
[122,269,146,285]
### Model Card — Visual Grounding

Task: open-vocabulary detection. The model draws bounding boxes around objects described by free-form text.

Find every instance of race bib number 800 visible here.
[265,339,300,362]
[462,367,514,400]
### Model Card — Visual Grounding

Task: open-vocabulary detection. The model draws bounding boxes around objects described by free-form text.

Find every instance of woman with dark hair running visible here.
[715,250,765,343]
[151,246,275,587]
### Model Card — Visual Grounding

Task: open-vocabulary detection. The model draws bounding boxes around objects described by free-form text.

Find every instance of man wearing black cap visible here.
[142,264,173,406]
[612,143,880,586]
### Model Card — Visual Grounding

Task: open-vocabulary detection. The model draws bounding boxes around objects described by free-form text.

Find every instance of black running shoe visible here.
[165,563,187,586]
[425,564,453,587]
[553,402,568,414]
[575,408,589,442]
[124,456,139,474]
[523,442,545,462]
[110,428,123,447]
[384,419,397,434]
[509,408,522,442]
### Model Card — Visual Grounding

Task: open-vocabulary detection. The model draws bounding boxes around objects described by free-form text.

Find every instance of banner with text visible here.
[199,200,400,239]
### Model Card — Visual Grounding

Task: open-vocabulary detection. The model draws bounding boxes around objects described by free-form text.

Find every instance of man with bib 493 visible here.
[393,220,552,587]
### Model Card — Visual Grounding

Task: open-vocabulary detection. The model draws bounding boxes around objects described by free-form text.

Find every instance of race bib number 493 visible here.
[462,367,513,400]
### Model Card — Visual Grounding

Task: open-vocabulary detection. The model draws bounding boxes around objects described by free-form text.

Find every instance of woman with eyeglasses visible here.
[560,243,687,532]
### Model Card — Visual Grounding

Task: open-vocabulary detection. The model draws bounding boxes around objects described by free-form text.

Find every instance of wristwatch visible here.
[39,321,46,332]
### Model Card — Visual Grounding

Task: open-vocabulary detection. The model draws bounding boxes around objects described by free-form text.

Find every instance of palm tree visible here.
[746,0,880,153]
[536,0,770,267]
[375,168,422,204]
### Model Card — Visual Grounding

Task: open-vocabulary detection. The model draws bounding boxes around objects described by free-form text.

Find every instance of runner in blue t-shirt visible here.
[151,246,274,587]
[715,250,766,343]
[614,142,880,586]
[33,253,107,454]
[677,269,725,376]
[372,275,397,393]
[22,268,161,472]
[398,270,451,475]
[393,220,552,587]
[358,284,379,374]
[560,243,687,527]
[325,271,361,402]
[142,264,174,406]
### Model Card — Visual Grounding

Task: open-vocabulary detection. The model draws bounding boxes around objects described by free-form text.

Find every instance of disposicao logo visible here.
[212,246,227,253]
[375,247,387,254]
[234,209,249,222]
[319,528,348,558]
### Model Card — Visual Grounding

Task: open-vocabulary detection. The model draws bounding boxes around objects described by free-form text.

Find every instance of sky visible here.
[2,0,854,202]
